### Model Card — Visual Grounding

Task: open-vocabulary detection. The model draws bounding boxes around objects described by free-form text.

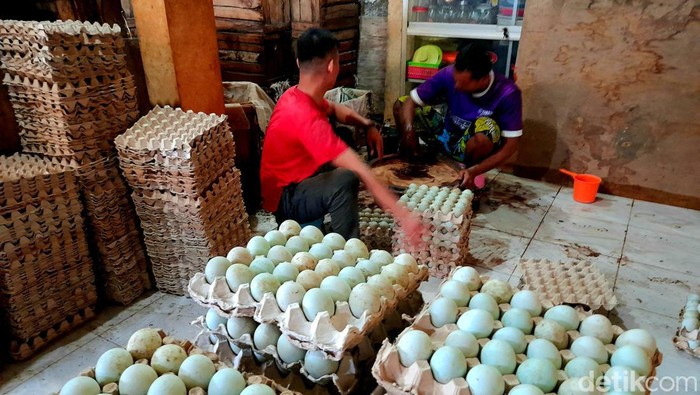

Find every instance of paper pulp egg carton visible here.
[518,259,618,311]
[359,206,394,251]
[392,184,474,278]
[673,294,700,359]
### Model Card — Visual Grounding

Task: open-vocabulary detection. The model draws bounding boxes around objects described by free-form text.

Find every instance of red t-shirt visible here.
[260,87,348,212]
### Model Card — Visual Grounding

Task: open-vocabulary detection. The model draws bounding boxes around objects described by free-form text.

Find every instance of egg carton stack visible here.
[116,105,251,295]
[0,19,150,305]
[0,154,97,360]
[518,259,618,312]
[393,184,474,279]
[373,266,663,395]
[52,327,298,395]
[187,220,429,393]
[359,207,394,251]
[673,293,700,358]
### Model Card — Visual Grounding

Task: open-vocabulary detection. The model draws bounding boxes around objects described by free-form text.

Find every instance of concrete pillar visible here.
[132,0,225,114]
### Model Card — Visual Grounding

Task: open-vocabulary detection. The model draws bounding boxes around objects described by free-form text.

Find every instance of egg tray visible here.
[188,265,428,360]
[3,73,135,100]
[518,259,618,311]
[0,20,124,45]
[9,305,95,361]
[358,207,394,251]
[0,197,84,244]
[0,153,79,206]
[673,307,700,359]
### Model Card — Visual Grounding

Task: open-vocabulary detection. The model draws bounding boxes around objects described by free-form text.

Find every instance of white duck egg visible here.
[226,246,253,265]
[126,328,162,360]
[397,329,433,367]
[147,375,187,395]
[492,327,527,354]
[247,236,271,257]
[226,316,257,340]
[369,249,393,266]
[429,297,459,327]
[304,350,340,379]
[558,376,598,395]
[205,308,227,330]
[544,305,580,331]
[480,339,516,374]
[510,290,543,317]
[315,258,341,277]
[291,252,317,271]
[250,273,281,301]
[207,368,246,395]
[240,384,275,395]
[253,323,281,350]
[150,344,187,375]
[300,225,324,245]
[320,275,352,302]
[445,330,479,357]
[349,283,382,318]
[302,288,336,320]
[266,245,293,264]
[468,293,500,320]
[466,364,506,395]
[332,250,356,269]
[285,235,310,255]
[611,345,652,376]
[278,219,302,238]
[249,257,275,275]
[60,376,101,395]
[322,232,346,251]
[501,308,534,334]
[381,263,409,289]
[457,309,494,339]
[205,256,231,283]
[509,384,545,395]
[614,329,657,357]
[430,346,468,384]
[526,339,562,369]
[534,319,569,350]
[480,279,514,304]
[579,314,614,344]
[440,279,471,306]
[178,354,215,390]
[339,266,366,289]
[264,230,287,247]
[516,358,557,393]
[452,266,482,290]
[309,243,333,260]
[296,270,322,290]
[356,259,382,277]
[95,347,133,386]
[345,238,369,259]
[277,335,306,364]
[564,357,602,379]
[393,253,418,274]
[367,275,396,300]
[226,264,255,292]
[120,364,158,394]
[272,262,299,283]
[570,336,608,364]
[276,281,306,310]
[604,366,642,394]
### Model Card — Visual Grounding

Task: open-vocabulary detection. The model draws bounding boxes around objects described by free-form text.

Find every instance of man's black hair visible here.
[455,43,493,79]
[296,28,339,64]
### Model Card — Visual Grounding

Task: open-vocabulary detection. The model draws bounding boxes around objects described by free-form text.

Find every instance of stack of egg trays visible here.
[518,259,618,312]
[372,269,663,395]
[392,185,474,279]
[0,154,97,360]
[0,19,149,305]
[672,294,700,359]
[358,206,394,251]
[116,106,251,295]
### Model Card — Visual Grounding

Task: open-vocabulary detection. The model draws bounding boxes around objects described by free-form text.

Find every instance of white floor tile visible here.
[465,226,529,276]
[629,200,700,237]
[553,187,633,225]
[534,212,628,258]
[622,225,700,277]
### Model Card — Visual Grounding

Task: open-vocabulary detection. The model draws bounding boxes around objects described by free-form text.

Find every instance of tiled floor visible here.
[2,172,699,394]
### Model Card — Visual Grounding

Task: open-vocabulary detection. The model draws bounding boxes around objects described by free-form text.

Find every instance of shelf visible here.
[407,22,521,41]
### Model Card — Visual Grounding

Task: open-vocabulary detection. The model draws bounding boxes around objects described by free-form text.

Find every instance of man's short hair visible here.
[296,28,339,65]
[455,44,493,79]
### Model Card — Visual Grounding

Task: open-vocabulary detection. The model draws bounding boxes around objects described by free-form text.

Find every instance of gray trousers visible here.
[276,168,360,239]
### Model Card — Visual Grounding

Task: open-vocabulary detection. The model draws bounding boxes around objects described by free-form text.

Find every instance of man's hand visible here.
[396,210,426,247]
[366,125,384,159]
[399,125,419,158]
[459,168,476,189]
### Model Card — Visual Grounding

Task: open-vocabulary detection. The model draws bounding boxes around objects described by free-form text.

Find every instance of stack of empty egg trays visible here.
[0,19,149,305]
[0,154,97,360]
[359,206,394,251]
[519,259,618,312]
[393,184,474,279]
[188,220,428,393]
[116,105,251,295]
[673,293,700,358]
[373,266,663,395]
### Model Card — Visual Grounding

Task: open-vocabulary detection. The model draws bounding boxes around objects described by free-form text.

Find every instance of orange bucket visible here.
[560,169,601,203]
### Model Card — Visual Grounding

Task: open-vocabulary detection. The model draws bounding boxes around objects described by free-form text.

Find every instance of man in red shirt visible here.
[260,28,422,240]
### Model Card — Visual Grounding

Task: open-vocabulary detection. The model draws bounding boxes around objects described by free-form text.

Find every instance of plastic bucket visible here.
[560,169,601,203]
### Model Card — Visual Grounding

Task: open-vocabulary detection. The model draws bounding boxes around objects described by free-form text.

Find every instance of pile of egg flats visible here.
[0,154,97,360]
[674,293,700,355]
[394,184,474,278]
[358,207,394,251]
[373,266,661,395]
[115,106,250,295]
[0,19,149,305]
[55,327,284,395]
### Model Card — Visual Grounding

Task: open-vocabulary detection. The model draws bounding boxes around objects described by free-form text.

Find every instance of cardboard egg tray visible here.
[518,259,618,311]
[359,206,394,251]
[673,305,700,359]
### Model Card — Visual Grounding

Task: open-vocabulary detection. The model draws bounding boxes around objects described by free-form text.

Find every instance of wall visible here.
[514,0,700,209]
[357,0,389,115]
